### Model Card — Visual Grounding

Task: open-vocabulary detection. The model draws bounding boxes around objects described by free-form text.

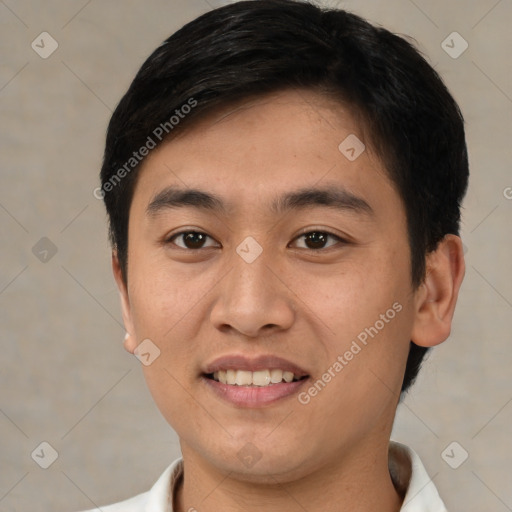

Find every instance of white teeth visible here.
[235,370,252,386]
[270,369,283,383]
[252,370,271,386]
[211,368,303,386]
[226,369,236,384]
[283,371,294,383]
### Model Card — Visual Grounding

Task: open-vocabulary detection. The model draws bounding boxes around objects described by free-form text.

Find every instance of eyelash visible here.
[165,229,347,252]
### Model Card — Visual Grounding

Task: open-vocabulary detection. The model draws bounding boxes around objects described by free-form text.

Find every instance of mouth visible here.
[201,355,310,407]
[205,369,307,387]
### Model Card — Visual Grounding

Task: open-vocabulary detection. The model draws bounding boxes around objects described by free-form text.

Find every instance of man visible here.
[85,0,468,510]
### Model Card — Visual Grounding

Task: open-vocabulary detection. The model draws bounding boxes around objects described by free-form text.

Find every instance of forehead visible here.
[130,88,401,221]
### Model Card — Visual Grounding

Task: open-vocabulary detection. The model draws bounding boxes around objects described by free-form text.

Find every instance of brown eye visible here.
[291,231,343,250]
[168,231,218,250]
[304,232,328,249]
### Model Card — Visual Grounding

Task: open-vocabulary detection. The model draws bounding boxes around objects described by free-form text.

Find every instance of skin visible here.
[112,89,465,512]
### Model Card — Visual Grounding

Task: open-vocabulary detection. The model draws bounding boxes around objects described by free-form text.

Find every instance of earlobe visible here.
[112,250,138,354]
[123,331,137,353]
[410,234,465,348]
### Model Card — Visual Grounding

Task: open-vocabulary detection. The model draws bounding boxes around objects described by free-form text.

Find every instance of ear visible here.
[410,234,465,347]
[112,250,138,354]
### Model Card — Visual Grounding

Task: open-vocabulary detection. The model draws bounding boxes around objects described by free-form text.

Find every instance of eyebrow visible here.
[146,185,374,218]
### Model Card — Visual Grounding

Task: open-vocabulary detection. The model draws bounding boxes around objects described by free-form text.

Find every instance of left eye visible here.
[291,231,343,250]
[167,231,219,250]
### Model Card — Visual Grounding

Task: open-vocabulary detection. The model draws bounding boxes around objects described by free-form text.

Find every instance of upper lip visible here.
[203,354,309,378]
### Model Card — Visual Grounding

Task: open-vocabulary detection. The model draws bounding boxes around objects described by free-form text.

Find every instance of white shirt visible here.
[79,441,447,512]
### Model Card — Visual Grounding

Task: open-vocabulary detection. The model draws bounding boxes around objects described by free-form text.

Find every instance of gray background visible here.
[1,0,511,511]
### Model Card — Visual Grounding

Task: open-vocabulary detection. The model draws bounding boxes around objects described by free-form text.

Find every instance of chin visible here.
[201,441,316,483]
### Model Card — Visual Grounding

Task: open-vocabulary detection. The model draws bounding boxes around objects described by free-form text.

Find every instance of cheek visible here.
[141,361,207,442]
[127,258,203,340]
[299,310,412,445]
[129,270,203,424]
[291,246,413,392]
[287,253,407,339]
[127,261,210,388]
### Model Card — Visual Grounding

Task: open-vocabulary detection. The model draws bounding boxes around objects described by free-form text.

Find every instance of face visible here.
[117,89,421,483]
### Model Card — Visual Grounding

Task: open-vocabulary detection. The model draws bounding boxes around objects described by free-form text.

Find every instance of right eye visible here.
[165,231,220,250]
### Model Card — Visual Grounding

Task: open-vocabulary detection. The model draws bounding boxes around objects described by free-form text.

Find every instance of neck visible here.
[174,439,404,512]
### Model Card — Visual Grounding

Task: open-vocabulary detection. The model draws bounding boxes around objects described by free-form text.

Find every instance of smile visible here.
[201,354,310,406]
[208,369,305,387]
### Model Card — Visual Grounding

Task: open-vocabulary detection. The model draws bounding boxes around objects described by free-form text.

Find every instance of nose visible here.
[209,249,296,338]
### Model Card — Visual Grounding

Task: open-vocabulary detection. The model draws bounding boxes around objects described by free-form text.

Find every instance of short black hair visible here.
[100,0,469,394]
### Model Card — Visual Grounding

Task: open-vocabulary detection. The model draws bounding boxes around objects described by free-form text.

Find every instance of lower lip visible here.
[202,376,309,407]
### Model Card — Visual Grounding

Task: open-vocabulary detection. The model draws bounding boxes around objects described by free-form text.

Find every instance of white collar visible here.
[390,442,448,511]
